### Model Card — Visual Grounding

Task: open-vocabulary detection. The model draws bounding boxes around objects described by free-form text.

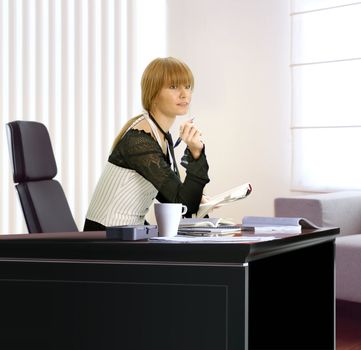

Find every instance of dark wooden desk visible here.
[0,228,339,350]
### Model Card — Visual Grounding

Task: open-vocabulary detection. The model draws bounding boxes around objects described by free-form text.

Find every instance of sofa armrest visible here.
[274,191,361,236]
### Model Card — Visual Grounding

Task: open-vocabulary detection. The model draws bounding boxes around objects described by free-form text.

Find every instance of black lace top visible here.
[108,129,210,215]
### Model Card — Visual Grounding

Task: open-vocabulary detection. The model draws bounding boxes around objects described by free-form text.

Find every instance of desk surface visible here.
[0,227,339,264]
[0,227,338,350]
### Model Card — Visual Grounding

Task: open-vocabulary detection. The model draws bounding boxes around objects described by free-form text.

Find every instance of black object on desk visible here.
[106,225,158,240]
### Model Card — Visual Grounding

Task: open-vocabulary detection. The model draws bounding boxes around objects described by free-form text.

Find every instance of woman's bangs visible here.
[164,63,194,88]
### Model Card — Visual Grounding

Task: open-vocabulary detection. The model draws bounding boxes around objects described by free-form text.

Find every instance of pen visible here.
[174,117,195,148]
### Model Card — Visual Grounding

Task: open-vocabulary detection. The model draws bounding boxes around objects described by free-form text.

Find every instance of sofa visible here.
[274,191,361,304]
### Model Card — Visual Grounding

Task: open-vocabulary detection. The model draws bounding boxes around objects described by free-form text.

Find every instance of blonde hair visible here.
[111,57,194,151]
[111,115,142,151]
[141,57,194,111]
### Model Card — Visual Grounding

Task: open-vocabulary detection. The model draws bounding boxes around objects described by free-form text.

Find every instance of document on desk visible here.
[241,216,319,234]
[149,235,276,243]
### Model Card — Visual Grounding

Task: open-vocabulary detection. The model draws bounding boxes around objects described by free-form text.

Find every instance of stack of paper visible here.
[241,216,319,234]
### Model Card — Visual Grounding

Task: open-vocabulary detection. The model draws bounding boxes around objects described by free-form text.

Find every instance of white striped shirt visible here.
[86,113,162,226]
[86,162,157,226]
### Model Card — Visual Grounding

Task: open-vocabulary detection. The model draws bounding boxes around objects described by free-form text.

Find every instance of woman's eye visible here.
[185,85,191,89]
[169,85,177,89]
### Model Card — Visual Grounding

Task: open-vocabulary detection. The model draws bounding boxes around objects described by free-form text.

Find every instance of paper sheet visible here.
[149,235,276,243]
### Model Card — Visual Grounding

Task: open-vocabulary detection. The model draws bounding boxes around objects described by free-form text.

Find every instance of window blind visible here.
[0,0,166,234]
[291,0,361,191]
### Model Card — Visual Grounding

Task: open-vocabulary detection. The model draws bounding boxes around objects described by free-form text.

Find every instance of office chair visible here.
[6,120,78,233]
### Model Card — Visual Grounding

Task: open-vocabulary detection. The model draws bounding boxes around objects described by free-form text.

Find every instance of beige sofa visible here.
[274,191,361,304]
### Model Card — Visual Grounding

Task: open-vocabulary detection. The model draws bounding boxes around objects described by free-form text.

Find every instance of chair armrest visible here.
[274,191,361,236]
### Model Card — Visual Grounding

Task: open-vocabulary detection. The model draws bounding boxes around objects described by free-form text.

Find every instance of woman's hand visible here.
[201,194,210,204]
[179,120,203,159]
[201,194,220,211]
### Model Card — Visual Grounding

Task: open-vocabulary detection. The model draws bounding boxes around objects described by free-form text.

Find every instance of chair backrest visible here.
[6,120,78,233]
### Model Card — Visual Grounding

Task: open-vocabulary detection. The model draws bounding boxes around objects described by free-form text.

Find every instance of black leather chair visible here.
[6,120,78,233]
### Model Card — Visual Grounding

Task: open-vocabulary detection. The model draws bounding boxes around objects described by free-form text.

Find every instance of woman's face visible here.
[152,83,192,118]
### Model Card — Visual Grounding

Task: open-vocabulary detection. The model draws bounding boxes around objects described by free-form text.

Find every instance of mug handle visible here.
[181,205,187,215]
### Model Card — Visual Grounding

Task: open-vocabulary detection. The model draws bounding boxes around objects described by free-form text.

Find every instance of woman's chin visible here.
[176,108,190,116]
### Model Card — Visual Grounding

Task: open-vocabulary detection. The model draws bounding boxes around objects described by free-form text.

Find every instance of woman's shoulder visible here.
[132,119,153,134]
[118,128,160,151]
[123,118,159,146]
[109,129,161,165]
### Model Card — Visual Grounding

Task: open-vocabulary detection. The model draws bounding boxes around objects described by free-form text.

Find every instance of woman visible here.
[84,57,210,231]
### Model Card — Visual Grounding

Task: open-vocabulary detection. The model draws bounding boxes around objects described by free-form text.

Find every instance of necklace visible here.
[148,113,169,139]
[148,113,179,177]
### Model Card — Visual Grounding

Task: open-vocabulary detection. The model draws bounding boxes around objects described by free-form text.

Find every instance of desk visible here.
[0,228,338,350]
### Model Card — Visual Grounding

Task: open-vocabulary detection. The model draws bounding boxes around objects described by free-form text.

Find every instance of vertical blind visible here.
[0,0,166,234]
[291,0,361,191]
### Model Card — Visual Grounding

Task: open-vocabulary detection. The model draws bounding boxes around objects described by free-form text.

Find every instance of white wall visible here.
[166,0,292,220]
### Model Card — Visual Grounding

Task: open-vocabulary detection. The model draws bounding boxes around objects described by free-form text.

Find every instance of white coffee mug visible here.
[154,203,187,237]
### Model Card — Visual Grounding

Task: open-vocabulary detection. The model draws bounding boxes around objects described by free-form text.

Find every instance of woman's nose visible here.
[179,86,188,97]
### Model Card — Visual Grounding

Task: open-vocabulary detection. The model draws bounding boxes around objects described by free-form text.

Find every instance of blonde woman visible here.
[84,57,210,231]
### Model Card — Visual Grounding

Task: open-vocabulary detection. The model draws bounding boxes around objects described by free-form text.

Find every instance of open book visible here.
[178,217,241,236]
[179,217,236,227]
[196,182,252,218]
[241,216,319,233]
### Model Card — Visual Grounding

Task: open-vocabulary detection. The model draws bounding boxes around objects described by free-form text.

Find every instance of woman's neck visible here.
[149,110,176,133]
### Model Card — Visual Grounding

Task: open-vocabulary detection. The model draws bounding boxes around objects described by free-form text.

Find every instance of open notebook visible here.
[178,217,241,236]
[197,182,252,218]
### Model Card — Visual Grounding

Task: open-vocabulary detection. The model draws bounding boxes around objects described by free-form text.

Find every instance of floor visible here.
[336,300,361,350]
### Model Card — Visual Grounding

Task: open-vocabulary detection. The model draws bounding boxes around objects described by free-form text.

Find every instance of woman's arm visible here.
[110,130,210,214]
